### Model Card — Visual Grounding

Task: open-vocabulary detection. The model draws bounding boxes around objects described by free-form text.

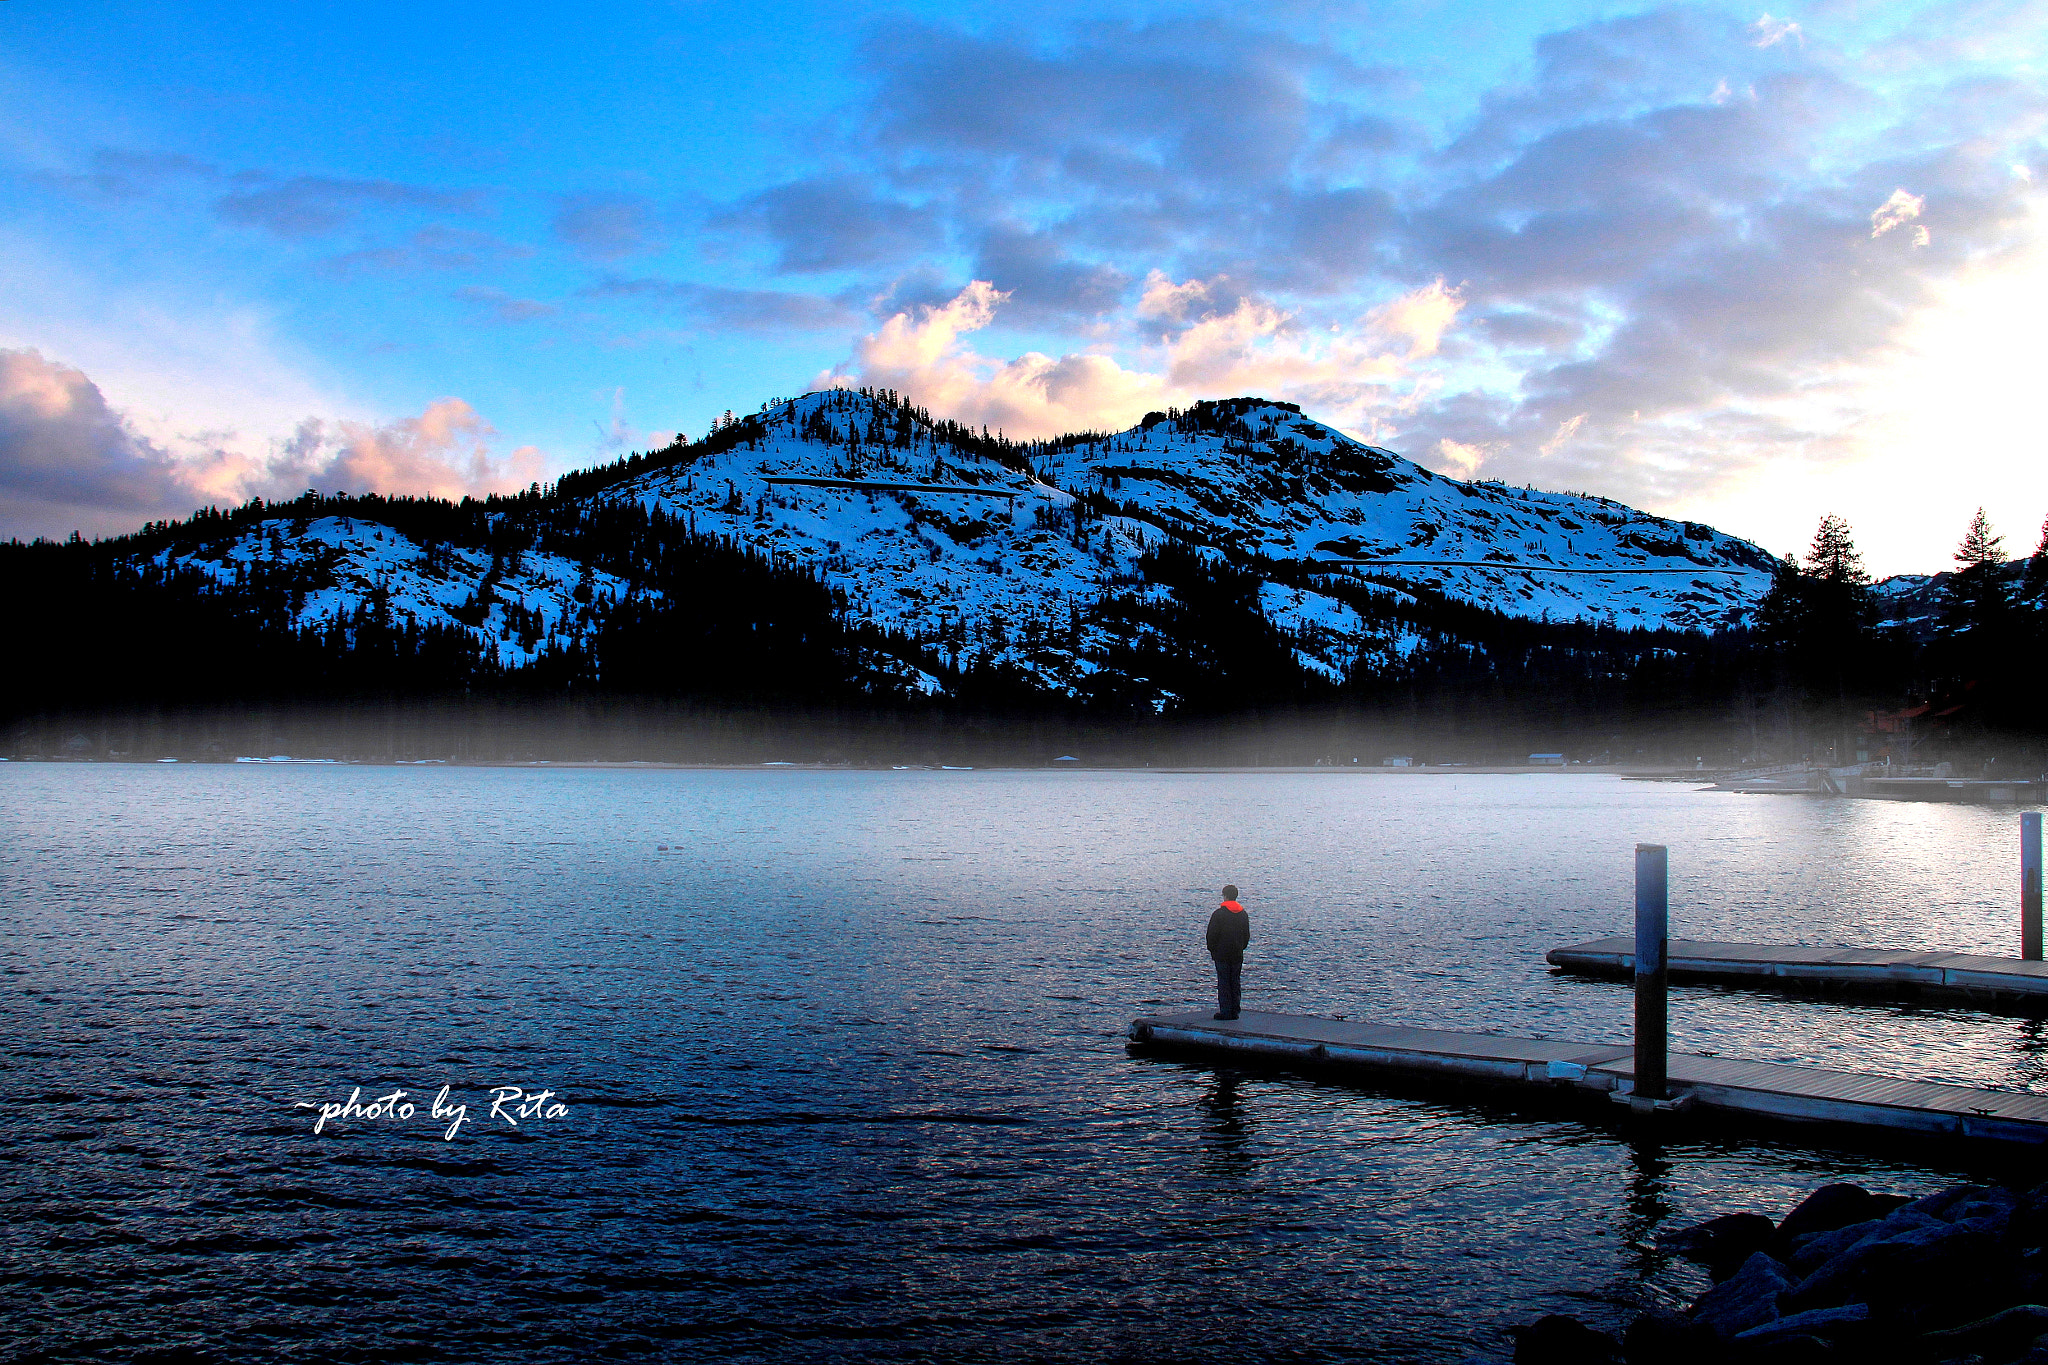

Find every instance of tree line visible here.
[1742,508,2048,760]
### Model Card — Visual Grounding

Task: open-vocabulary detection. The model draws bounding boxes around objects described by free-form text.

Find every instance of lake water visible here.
[7,765,2046,1363]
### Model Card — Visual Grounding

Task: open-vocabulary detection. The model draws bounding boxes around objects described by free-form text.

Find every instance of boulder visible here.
[2006,1186,2048,1253]
[1790,1224,2003,1332]
[1913,1304,2048,1361]
[1691,1251,1794,1338]
[1776,1184,1900,1247]
[2014,1258,2048,1308]
[1660,1212,1777,1281]
[1509,1314,1623,1364]
[1946,1188,2018,1241]
[1787,1207,1943,1276]
[1740,1336,1836,1363]
[1620,1308,1719,1364]
[1904,1184,1996,1222]
[1789,1220,1976,1306]
[1786,1218,1878,1276]
[1732,1303,1871,1349]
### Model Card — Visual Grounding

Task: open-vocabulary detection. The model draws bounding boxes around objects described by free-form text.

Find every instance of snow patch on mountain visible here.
[605,390,1773,688]
[128,390,1781,698]
[153,514,639,668]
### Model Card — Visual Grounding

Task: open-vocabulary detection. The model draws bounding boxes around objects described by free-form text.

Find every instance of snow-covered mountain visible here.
[138,391,1781,697]
[150,514,641,670]
[602,391,1775,682]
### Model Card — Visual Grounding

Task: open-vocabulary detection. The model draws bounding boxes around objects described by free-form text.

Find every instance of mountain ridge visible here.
[582,390,1776,694]
[13,390,1790,712]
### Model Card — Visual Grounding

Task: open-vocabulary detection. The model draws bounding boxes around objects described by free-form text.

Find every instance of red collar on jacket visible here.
[1220,900,1244,913]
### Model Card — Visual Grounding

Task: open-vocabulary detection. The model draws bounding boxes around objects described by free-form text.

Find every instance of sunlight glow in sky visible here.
[2,0,2045,575]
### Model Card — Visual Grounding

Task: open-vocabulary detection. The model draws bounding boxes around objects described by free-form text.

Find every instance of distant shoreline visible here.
[2,757,1705,777]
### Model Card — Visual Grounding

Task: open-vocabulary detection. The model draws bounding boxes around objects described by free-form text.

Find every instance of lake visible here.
[6,765,2044,1362]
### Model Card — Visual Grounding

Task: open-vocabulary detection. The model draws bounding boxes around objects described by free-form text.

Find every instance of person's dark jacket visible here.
[1206,901,1249,963]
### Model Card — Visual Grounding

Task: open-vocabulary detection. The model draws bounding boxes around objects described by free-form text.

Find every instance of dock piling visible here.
[2025,813,2043,962]
[1634,844,1669,1101]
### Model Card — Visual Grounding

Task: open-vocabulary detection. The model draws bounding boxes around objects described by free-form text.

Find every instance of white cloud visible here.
[1750,13,1802,48]
[1135,270,1224,322]
[0,228,360,461]
[0,347,191,537]
[1664,192,2048,576]
[0,344,546,540]
[256,400,546,503]
[0,230,551,538]
[1539,413,1587,456]
[1870,188,1927,241]
[818,280,1163,435]
[818,278,1459,439]
[1367,279,1464,359]
[1433,438,1493,479]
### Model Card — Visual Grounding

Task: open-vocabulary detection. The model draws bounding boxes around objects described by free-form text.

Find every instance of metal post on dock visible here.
[1634,844,1669,1101]
[2024,813,2043,962]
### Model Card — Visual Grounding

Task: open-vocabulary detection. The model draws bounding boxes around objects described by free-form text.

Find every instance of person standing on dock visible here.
[1206,885,1250,1020]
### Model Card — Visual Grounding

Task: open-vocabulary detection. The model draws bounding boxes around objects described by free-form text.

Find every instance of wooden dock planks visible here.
[1130,1010,1629,1083]
[1546,936,2048,1005]
[1128,1009,2048,1144]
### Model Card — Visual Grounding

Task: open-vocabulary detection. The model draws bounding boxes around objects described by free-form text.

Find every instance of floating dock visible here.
[1861,776,2038,803]
[1547,937,2048,1008]
[1127,1009,2048,1145]
[1696,764,2038,802]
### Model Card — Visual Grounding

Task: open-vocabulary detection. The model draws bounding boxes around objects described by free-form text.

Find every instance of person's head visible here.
[1221,884,1238,901]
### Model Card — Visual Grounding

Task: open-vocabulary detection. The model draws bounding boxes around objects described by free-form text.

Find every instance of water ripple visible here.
[5,765,2044,1361]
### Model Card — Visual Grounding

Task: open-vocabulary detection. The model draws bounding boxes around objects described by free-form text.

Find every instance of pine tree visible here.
[1754,517,1876,648]
[1958,507,2004,571]
[1752,517,1882,765]
[2023,514,2048,604]
[1945,507,2009,631]
[1752,553,1808,642]
[1801,515,1876,647]
[1805,515,1869,588]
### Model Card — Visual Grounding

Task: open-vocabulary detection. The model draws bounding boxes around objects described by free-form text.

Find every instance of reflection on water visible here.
[1620,1139,1677,1287]
[3,765,2044,1362]
[1195,1071,1255,1182]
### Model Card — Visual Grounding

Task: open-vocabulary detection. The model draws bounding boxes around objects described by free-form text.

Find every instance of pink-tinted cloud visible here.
[0,347,195,538]
[261,400,545,502]
[815,278,1455,438]
[0,347,546,541]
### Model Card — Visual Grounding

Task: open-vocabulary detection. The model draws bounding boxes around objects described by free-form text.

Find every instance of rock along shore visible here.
[1504,1178,2048,1364]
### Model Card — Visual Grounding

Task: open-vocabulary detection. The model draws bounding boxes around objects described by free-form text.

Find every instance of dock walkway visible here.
[1548,937,2048,1007]
[1129,1009,2048,1144]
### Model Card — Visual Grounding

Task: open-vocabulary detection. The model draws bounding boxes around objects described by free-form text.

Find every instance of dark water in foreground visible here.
[6,765,2047,1363]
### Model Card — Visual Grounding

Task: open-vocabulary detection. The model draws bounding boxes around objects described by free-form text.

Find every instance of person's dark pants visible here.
[1214,958,1242,1018]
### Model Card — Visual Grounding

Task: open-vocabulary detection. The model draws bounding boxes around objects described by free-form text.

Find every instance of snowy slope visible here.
[1875,573,1941,633]
[131,391,1778,697]
[1872,561,2034,639]
[607,391,1774,686]
[152,514,638,669]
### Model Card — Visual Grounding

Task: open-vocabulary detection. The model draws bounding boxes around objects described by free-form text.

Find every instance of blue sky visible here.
[3,0,2044,574]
